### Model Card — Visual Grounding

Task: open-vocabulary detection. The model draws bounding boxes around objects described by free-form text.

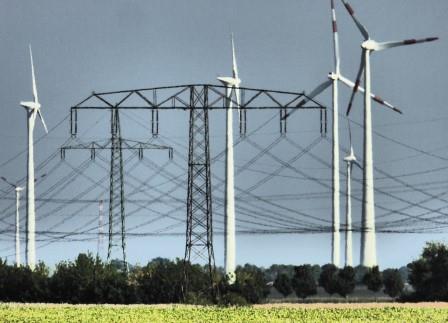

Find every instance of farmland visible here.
[1,303,448,323]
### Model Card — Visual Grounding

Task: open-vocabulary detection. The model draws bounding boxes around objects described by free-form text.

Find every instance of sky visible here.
[0,0,447,269]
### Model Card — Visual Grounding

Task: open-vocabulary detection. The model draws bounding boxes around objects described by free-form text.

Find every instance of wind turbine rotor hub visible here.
[217,76,240,87]
[20,101,41,110]
[328,72,339,81]
[361,39,378,51]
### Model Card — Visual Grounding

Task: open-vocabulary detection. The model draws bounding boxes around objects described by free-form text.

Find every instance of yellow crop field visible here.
[1,304,448,323]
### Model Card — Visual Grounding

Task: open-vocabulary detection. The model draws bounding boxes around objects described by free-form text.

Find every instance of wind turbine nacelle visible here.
[217,76,241,87]
[361,40,378,51]
[20,101,41,110]
[344,155,357,162]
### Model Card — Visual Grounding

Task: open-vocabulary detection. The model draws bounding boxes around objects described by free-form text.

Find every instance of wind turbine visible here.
[343,123,359,267]
[340,0,438,267]
[19,45,48,270]
[1,177,24,266]
[217,34,241,284]
[283,0,399,267]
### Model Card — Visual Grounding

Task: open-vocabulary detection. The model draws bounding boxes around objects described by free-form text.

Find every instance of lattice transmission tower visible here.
[62,100,173,269]
[108,108,126,263]
[67,84,326,288]
[184,87,216,293]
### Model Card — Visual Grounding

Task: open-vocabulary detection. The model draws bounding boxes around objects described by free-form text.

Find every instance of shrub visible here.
[319,264,338,295]
[232,264,270,304]
[382,269,404,298]
[408,242,448,301]
[274,273,292,297]
[292,265,317,299]
[136,258,183,303]
[363,266,383,292]
[334,266,356,297]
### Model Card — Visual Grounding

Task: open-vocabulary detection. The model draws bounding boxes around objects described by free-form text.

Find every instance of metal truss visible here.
[70,84,327,138]
[66,83,327,289]
[61,107,172,270]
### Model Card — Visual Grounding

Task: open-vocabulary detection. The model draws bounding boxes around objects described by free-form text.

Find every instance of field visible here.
[2,303,448,322]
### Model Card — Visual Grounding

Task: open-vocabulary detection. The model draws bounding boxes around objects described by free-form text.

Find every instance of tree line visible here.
[0,242,446,304]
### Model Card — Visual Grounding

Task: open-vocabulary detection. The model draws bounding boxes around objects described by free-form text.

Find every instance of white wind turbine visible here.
[1,177,24,266]
[343,123,360,267]
[340,0,438,267]
[217,34,241,284]
[283,0,400,267]
[19,45,48,270]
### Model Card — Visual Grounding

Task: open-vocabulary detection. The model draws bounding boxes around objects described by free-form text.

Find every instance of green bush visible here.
[382,268,404,298]
[292,265,317,299]
[408,242,448,301]
[274,273,292,297]
[363,266,383,292]
[335,266,356,297]
[318,264,338,295]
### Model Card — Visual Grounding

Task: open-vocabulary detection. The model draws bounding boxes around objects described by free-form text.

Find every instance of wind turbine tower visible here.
[217,34,241,284]
[19,45,48,270]
[283,0,399,266]
[1,177,24,266]
[343,125,357,267]
[341,0,438,267]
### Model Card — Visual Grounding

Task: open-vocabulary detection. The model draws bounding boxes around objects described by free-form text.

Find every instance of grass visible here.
[1,303,448,322]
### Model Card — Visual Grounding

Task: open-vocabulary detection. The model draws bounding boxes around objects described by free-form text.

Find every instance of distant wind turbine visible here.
[217,34,241,284]
[283,0,398,267]
[343,123,359,267]
[19,45,48,270]
[341,0,438,267]
[1,177,24,266]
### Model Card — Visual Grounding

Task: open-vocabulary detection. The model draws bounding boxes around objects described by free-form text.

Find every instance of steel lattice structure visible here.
[108,109,126,265]
[184,87,216,295]
[66,83,326,288]
[61,106,172,269]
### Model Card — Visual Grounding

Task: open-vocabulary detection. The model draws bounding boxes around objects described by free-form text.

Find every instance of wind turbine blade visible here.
[346,50,365,116]
[331,0,340,73]
[37,109,48,133]
[347,118,353,148]
[283,79,332,119]
[375,37,438,51]
[371,95,402,114]
[301,79,332,105]
[231,33,239,80]
[353,160,363,170]
[29,45,39,103]
[340,0,369,40]
[235,87,241,108]
[339,75,402,114]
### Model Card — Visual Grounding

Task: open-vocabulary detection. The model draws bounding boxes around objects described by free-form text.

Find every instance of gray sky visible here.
[0,0,447,269]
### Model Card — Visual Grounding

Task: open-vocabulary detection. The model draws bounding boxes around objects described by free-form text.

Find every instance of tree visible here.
[318,264,338,295]
[265,265,294,282]
[408,242,448,301]
[292,265,317,299]
[311,265,321,282]
[382,269,404,298]
[274,273,292,297]
[49,253,135,303]
[354,265,368,284]
[0,260,50,302]
[231,264,270,304]
[334,266,356,297]
[363,266,383,292]
[136,258,183,303]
